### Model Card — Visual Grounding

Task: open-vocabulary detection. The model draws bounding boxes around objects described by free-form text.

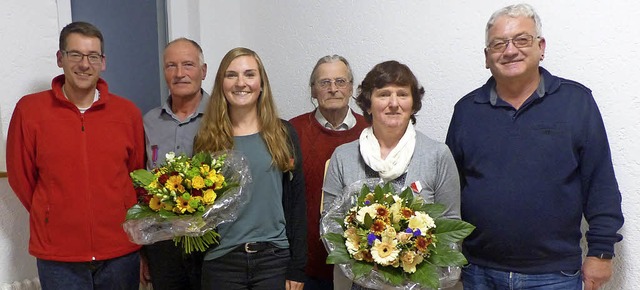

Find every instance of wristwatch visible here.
[589,253,614,259]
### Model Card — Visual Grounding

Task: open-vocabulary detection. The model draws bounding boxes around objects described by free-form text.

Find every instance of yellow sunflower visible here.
[175,196,195,214]
[149,196,163,211]
[165,175,183,191]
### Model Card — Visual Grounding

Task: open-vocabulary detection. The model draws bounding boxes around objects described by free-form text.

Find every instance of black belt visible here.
[233,242,273,253]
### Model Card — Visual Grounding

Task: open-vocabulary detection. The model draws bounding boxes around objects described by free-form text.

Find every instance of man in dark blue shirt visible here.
[445,4,623,290]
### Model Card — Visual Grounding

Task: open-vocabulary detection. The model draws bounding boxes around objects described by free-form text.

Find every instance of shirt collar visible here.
[314,108,357,131]
[62,88,100,112]
[161,89,209,122]
[487,73,547,106]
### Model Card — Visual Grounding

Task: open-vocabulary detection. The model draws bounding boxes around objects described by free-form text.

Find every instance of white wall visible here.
[0,0,62,282]
[1,0,639,288]
[195,1,640,289]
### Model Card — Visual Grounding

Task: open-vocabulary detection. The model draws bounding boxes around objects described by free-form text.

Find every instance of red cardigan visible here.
[289,110,368,280]
[7,75,145,262]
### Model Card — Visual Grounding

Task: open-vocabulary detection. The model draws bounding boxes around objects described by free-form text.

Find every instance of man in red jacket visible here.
[289,55,368,290]
[7,21,145,290]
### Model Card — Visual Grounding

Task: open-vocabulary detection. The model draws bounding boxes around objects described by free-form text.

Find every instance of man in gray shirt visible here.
[140,37,209,290]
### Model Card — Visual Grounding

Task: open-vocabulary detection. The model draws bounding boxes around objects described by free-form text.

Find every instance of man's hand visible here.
[286,279,304,290]
[582,256,613,290]
[139,253,152,287]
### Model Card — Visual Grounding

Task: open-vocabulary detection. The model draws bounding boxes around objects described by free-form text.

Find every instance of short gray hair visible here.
[485,3,542,46]
[165,37,205,65]
[309,55,354,87]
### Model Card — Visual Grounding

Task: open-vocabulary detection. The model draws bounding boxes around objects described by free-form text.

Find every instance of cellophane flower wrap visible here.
[321,179,475,290]
[123,151,251,254]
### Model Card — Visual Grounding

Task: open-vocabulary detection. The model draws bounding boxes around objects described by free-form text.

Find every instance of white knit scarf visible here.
[359,123,416,182]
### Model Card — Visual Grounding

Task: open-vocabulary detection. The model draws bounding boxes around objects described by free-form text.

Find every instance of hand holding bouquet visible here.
[123,151,250,254]
[321,180,474,289]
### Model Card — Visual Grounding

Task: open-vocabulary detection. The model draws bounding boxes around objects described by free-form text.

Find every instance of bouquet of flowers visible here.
[123,151,251,254]
[321,179,475,290]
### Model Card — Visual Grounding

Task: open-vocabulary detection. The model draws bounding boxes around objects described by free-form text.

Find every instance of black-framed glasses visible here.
[486,34,539,53]
[315,78,351,89]
[62,50,104,64]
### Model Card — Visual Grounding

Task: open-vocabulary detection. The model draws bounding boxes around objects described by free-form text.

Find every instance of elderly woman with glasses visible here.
[322,60,461,290]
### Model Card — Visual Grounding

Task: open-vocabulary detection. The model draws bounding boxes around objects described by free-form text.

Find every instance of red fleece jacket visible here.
[7,75,145,262]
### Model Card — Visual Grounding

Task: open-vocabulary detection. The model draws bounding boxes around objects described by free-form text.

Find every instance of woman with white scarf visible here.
[322,60,461,290]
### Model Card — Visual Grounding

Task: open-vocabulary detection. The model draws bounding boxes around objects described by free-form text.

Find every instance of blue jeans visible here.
[143,240,204,290]
[201,244,290,290]
[462,263,582,290]
[37,251,139,290]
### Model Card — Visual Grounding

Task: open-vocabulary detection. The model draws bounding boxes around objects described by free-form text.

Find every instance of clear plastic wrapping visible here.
[320,178,462,290]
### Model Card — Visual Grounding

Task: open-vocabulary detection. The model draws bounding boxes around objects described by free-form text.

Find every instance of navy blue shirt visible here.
[446,67,623,273]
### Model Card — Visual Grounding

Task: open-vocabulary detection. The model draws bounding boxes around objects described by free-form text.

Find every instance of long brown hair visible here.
[194,47,294,171]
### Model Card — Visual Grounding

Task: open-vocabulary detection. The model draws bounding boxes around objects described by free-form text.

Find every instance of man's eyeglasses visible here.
[486,34,539,53]
[314,78,351,90]
[62,50,104,64]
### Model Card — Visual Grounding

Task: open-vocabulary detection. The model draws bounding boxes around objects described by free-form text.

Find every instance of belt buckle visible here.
[244,243,258,253]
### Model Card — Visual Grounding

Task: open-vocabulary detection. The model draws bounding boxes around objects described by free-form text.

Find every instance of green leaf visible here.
[358,184,370,204]
[130,169,156,186]
[322,233,351,265]
[415,203,446,219]
[352,261,374,280]
[191,151,213,167]
[158,208,177,219]
[373,185,385,201]
[125,204,156,220]
[385,195,395,205]
[364,213,373,229]
[434,219,475,244]
[428,246,468,267]
[399,186,412,201]
[400,186,414,205]
[410,262,439,290]
[326,247,351,265]
[331,217,346,230]
[322,233,345,245]
[377,265,404,286]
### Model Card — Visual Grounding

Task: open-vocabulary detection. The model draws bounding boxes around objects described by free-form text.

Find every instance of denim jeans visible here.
[143,240,204,290]
[462,263,582,290]
[201,245,290,290]
[37,251,139,290]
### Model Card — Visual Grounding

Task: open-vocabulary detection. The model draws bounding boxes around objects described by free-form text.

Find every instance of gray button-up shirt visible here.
[143,90,210,169]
